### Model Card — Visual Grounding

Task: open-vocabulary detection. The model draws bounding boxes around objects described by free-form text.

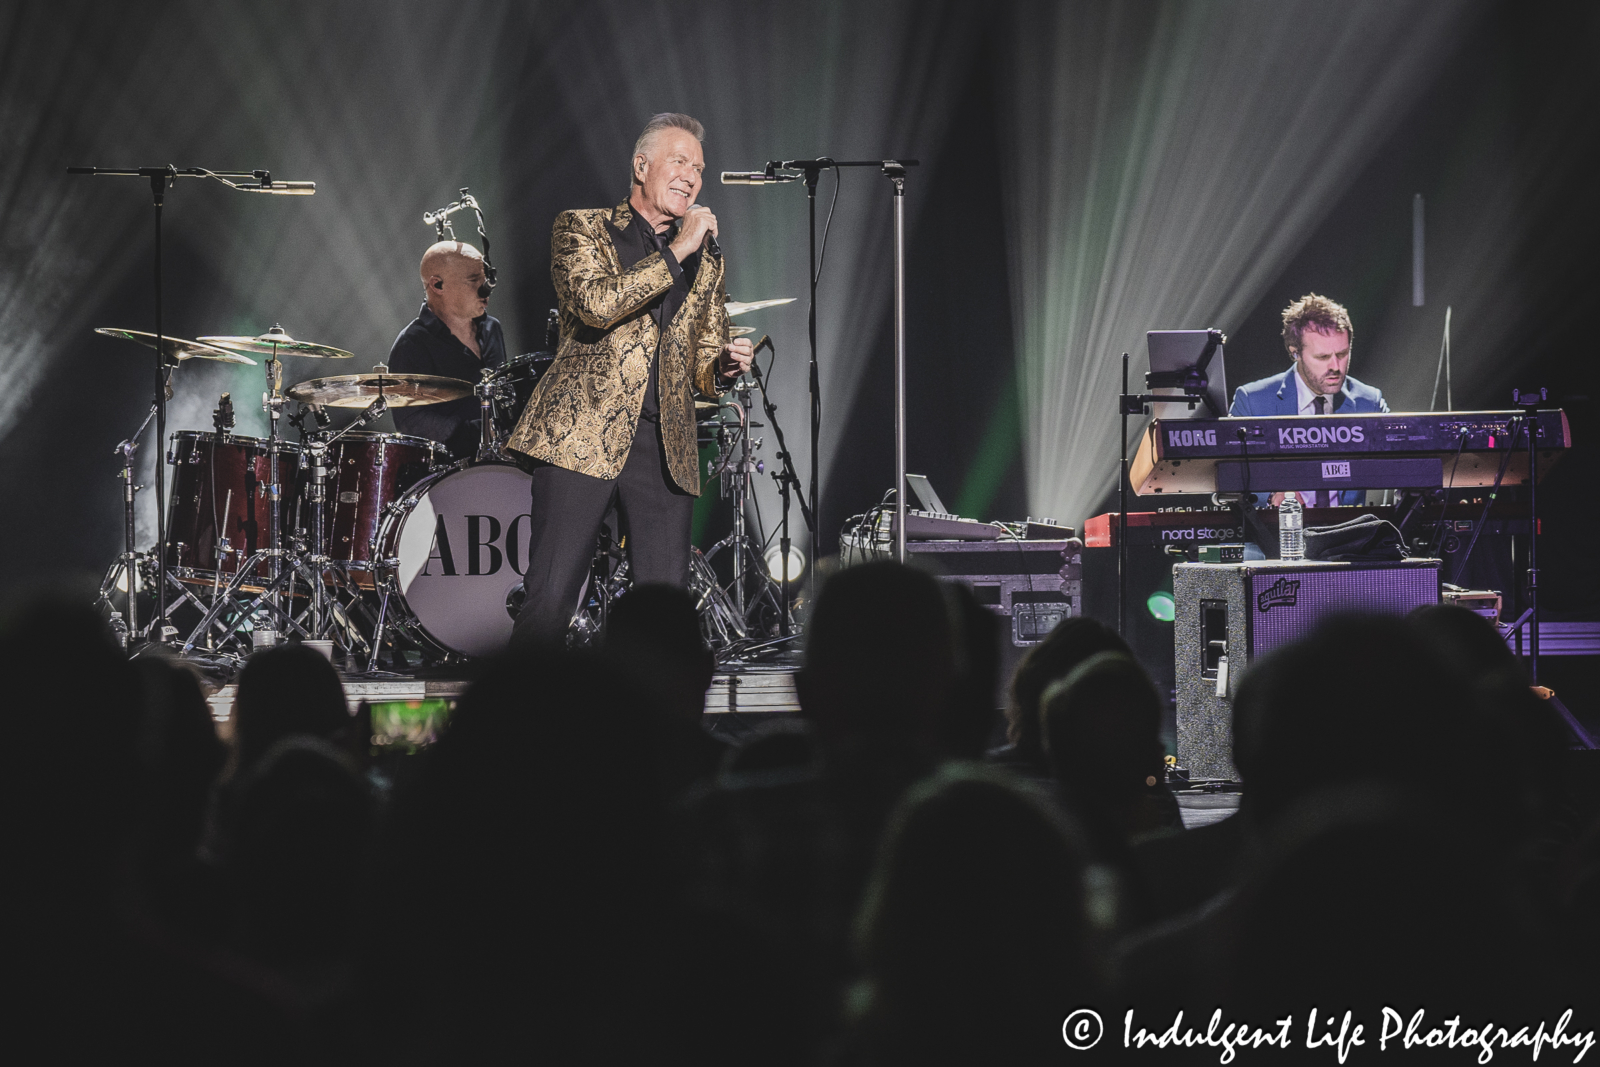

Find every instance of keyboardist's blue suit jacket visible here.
[1229,367,1389,505]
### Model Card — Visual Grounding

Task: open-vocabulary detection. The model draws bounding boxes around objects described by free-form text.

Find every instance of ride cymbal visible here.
[199,323,354,359]
[95,328,258,365]
[286,372,473,408]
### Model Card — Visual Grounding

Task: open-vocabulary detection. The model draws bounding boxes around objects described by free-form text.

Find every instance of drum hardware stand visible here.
[67,166,314,641]
[749,338,811,639]
[698,380,798,659]
[97,391,166,645]
[476,368,506,462]
[178,387,386,658]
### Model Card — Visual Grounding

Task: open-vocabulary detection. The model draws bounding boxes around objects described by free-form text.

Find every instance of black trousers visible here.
[511,417,694,642]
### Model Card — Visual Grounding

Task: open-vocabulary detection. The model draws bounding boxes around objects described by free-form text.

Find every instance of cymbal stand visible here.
[96,393,163,644]
[300,394,389,648]
[700,383,796,660]
[476,367,503,461]
[749,340,811,637]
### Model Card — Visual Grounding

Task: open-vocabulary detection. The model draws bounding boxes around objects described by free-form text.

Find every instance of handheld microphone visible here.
[748,335,773,382]
[690,204,721,257]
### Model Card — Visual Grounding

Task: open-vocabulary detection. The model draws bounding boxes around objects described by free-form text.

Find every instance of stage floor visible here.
[203,663,802,735]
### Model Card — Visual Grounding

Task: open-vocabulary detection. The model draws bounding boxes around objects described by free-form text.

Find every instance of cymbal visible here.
[199,324,354,359]
[728,325,757,338]
[287,373,473,408]
[724,297,796,318]
[95,328,258,365]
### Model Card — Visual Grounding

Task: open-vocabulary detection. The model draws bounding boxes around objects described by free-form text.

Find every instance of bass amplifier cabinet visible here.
[1174,559,1440,780]
[911,539,1083,708]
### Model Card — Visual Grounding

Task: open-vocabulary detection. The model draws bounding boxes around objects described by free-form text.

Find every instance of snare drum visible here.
[165,431,300,588]
[312,431,441,587]
[371,461,534,657]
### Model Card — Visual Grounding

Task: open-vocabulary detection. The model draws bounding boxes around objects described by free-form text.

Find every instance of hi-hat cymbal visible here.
[724,297,796,318]
[96,328,259,365]
[199,324,354,359]
[287,372,472,408]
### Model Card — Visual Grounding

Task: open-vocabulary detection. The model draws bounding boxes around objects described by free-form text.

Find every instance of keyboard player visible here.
[1229,292,1389,509]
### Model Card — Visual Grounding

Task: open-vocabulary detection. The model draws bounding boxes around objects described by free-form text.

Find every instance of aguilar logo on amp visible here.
[1257,577,1300,612]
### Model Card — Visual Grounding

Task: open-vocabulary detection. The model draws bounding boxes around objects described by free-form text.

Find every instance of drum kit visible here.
[96,299,801,670]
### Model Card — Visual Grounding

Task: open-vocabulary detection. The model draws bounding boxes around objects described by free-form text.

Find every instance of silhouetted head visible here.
[1005,617,1131,767]
[360,647,675,1058]
[229,736,374,962]
[132,657,226,861]
[1409,603,1567,837]
[1,591,140,868]
[233,644,350,772]
[606,583,715,726]
[853,763,1096,1061]
[797,561,955,767]
[1221,782,1537,1012]
[1231,615,1467,827]
[1041,651,1164,803]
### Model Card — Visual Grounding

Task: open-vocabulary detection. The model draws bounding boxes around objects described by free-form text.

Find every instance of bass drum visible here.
[371,461,534,658]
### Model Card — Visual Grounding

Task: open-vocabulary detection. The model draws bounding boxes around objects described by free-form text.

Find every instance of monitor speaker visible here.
[1173,559,1440,780]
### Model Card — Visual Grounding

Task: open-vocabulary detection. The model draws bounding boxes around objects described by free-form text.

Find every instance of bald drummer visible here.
[387,240,508,457]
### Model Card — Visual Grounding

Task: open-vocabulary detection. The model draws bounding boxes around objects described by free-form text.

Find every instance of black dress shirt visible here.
[387,303,507,458]
[631,213,698,422]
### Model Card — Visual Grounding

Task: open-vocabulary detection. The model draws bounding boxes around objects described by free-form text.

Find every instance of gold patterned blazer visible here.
[506,200,728,494]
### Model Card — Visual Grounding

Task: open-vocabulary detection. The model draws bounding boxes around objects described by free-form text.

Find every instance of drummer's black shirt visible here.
[387,304,506,458]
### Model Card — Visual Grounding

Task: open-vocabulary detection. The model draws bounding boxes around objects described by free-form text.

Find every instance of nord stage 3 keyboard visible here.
[1130,410,1570,495]
[1083,502,1535,548]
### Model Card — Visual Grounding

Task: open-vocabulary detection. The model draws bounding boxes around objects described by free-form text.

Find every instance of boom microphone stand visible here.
[727,158,919,571]
[66,165,314,642]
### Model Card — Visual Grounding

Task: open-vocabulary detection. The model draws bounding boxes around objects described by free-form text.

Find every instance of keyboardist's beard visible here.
[1297,359,1343,396]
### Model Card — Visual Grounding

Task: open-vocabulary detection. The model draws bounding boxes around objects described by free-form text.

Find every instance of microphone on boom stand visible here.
[720,170,800,185]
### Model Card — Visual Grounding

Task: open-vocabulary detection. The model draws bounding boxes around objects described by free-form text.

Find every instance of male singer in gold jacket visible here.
[508,112,753,641]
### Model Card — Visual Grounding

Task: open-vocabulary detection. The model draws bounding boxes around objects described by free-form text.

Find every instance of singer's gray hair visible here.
[633,112,705,175]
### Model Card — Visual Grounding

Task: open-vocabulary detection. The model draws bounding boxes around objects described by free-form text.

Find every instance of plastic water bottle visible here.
[108,611,129,650]
[1278,492,1305,561]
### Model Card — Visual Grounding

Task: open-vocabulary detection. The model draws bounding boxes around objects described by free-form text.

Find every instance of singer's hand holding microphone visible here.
[719,335,753,380]
[671,204,720,262]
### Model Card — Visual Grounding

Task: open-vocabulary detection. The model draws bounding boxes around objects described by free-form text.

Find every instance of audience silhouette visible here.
[991,617,1132,786]
[6,560,1593,1056]
[849,763,1096,1065]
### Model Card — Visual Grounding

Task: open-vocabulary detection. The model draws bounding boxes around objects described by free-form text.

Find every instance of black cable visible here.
[1425,428,1469,556]
[814,165,842,287]
[1451,417,1523,584]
